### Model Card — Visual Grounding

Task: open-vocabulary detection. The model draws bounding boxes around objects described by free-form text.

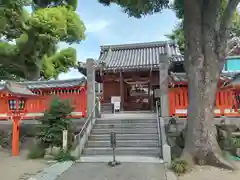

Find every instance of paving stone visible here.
[56,162,167,180]
[28,161,74,180]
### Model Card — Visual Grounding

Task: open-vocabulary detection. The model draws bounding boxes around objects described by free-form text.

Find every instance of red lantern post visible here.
[1,81,36,156]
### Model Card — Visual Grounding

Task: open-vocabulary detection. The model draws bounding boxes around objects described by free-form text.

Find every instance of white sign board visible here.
[111,96,121,111]
[111,96,121,103]
[114,102,121,110]
[62,130,68,151]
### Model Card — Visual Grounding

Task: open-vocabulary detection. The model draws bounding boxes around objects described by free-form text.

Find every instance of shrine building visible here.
[92,41,240,117]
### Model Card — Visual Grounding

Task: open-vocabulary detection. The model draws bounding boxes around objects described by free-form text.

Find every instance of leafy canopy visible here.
[98,0,169,18]
[167,0,240,54]
[0,0,85,80]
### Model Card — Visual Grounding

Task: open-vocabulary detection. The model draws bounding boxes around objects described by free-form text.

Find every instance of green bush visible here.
[27,144,45,159]
[36,97,74,148]
[0,130,9,148]
[54,149,76,162]
[170,159,189,175]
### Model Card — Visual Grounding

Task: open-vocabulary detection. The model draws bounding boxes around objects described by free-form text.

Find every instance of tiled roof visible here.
[3,81,36,96]
[169,55,184,62]
[0,77,86,90]
[98,41,182,71]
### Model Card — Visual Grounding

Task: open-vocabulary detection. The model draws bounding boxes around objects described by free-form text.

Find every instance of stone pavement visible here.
[28,161,74,180]
[56,162,168,180]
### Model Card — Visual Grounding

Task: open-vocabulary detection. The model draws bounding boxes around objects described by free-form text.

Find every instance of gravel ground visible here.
[56,162,166,180]
[0,149,52,180]
[179,163,240,180]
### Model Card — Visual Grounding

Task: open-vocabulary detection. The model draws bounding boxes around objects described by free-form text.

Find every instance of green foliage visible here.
[36,97,74,148]
[42,47,77,80]
[170,159,189,175]
[32,0,78,10]
[54,149,76,162]
[0,130,9,148]
[172,0,183,19]
[0,0,86,80]
[167,0,240,54]
[77,62,87,76]
[0,0,30,40]
[27,143,45,159]
[98,0,169,18]
[165,22,184,54]
[0,128,26,149]
[29,6,85,43]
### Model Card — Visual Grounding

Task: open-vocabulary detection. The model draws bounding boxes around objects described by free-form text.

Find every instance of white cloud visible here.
[85,19,110,33]
[59,68,83,80]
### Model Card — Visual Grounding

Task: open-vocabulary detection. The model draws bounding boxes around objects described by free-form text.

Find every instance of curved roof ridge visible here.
[100,40,177,51]
[0,77,87,90]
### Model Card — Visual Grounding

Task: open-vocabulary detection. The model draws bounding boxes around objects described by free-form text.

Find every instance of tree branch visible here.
[202,0,221,66]
[184,0,203,70]
[219,0,240,43]
[216,0,240,67]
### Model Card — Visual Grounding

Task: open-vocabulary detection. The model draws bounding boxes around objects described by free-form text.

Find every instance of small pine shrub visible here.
[54,149,76,162]
[170,159,189,175]
[36,97,74,148]
[27,144,45,159]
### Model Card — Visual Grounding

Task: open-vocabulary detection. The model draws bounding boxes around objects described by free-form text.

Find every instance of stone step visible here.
[96,119,157,124]
[91,128,158,134]
[82,147,161,157]
[101,103,114,113]
[89,134,159,141]
[94,123,157,129]
[87,140,159,148]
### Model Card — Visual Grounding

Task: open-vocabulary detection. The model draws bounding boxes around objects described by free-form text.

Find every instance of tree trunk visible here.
[182,64,234,169]
[182,0,237,169]
[24,59,42,80]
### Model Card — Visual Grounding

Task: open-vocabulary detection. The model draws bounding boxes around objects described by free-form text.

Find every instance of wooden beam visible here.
[120,71,124,110]
[149,69,153,110]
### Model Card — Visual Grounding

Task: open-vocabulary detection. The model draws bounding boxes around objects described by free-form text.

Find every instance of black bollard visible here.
[108,130,121,167]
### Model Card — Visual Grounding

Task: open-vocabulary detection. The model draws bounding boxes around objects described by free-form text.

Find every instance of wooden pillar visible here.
[100,64,104,103]
[12,115,21,156]
[120,71,124,111]
[148,70,152,110]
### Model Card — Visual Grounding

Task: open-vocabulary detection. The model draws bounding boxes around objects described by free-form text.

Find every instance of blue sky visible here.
[57,1,179,79]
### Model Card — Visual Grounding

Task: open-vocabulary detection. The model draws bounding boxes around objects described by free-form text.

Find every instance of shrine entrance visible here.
[124,79,153,111]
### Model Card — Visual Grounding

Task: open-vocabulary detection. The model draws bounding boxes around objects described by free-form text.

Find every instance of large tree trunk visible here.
[182,61,234,169]
[181,0,238,169]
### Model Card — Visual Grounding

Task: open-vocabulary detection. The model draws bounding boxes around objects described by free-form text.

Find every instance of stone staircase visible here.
[101,103,114,113]
[82,113,162,158]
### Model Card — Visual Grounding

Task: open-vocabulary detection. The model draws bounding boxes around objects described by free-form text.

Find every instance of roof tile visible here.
[0,77,86,90]
[98,41,182,70]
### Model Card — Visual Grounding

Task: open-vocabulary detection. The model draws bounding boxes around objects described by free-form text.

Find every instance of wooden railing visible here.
[169,87,240,117]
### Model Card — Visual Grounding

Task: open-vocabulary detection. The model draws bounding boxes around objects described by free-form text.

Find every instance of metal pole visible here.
[108,129,120,167]
[113,146,116,162]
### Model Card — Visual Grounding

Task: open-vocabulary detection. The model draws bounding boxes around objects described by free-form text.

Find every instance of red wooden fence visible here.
[0,88,87,120]
[168,87,240,117]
